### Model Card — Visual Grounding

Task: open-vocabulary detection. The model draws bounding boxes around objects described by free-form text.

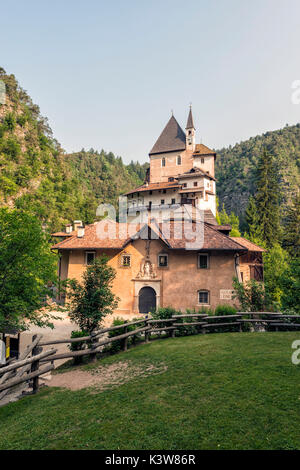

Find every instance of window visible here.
[121,254,131,267]
[85,251,95,265]
[149,190,152,195]
[171,198,176,205]
[198,290,209,304]
[162,157,166,167]
[183,183,187,188]
[177,156,181,165]
[198,253,209,269]
[201,158,205,164]
[161,199,165,205]
[193,181,198,187]
[163,189,166,194]
[158,254,168,267]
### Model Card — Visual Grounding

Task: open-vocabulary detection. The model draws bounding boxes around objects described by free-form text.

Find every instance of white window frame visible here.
[85,251,96,265]
[158,253,168,268]
[198,253,209,269]
[198,290,210,305]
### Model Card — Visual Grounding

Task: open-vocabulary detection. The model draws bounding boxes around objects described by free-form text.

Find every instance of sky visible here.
[1,0,300,164]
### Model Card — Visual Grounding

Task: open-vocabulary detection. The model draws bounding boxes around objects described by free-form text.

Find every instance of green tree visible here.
[254,149,281,247]
[279,259,300,314]
[263,244,289,305]
[217,203,241,236]
[0,208,58,333]
[282,193,300,257]
[233,277,271,312]
[67,256,119,333]
[245,195,262,243]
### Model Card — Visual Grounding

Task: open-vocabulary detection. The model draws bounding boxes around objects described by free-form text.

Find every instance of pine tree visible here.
[245,195,262,244]
[282,193,300,257]
[254,149,281,247]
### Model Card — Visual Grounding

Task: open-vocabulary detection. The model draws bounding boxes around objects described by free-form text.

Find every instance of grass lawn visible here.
[0,332,300,450]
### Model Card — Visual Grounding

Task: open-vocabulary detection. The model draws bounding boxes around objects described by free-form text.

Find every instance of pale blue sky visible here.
[1,0,299,163]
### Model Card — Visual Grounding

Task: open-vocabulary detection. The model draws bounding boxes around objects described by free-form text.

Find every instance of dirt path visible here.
[49,360,167,392]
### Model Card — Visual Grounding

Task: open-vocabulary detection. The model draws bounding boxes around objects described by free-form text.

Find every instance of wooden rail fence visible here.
[1,312,299,403]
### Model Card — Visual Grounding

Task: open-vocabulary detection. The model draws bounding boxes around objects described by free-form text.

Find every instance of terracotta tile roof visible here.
[177,167,216,181]
[193,143,216,156]
[51,232,73,237]
[124,181,179,196]
[51,221,140,250]
[149,115,186,155]
[52,219,247,253]
[230,237,265,252]
[178,187,203,194]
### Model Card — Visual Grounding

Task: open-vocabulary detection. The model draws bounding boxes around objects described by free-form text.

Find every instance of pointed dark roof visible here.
[149,115,186,155]
[186,107,195,129]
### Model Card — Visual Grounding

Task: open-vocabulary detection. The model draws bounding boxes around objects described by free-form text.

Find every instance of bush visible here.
[151,306,176,319]
[215,305,237,316]
[107,317,144,354]
[175,308,212,337]
[68,330,89,365]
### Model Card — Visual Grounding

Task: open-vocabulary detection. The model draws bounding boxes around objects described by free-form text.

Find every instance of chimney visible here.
[73,220,82,232]
[77,226,85,238]
[65,224,73,234]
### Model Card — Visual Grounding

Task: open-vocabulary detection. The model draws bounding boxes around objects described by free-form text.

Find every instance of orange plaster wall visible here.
[62,239,238,315]
[150,150,194,183]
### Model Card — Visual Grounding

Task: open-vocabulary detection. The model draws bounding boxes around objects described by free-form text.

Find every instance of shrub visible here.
[68,330,89,365]
[151,306,176,319]
[107,317,144,354]
[215,305,237,316]
[232,277,272,312]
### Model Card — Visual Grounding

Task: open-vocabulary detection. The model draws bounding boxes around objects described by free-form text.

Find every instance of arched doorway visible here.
[138,286,156,314]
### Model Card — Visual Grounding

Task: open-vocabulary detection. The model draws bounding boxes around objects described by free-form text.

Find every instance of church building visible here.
[52,108,264,315]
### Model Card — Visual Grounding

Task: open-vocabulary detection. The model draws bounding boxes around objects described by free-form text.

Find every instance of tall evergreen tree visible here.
[282,193,300,257]
[254,149,281,247]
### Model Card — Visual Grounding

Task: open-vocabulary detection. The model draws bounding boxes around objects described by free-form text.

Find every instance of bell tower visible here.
[185,105,195,151]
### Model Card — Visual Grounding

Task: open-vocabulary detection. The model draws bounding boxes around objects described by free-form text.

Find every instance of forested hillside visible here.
[0,68,146,230]
[216,124,300,227]
[1,67,298,233]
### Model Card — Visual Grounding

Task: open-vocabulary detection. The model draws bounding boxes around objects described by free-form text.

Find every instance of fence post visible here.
[31,335,42,394]
[90,331,99,363]
[170,318,176,338]
[145,319,150,343]
[123,322,128,351]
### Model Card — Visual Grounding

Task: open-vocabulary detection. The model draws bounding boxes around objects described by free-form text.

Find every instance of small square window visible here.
[198,254,209,269]
[198,291,209,304]
[171,198,176,205]
[161,199,165,205]
[86,252,95,265]
[193,181,198,187]
[158,254,168,267]
[121,255,131,267]
[183,183,187,188]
